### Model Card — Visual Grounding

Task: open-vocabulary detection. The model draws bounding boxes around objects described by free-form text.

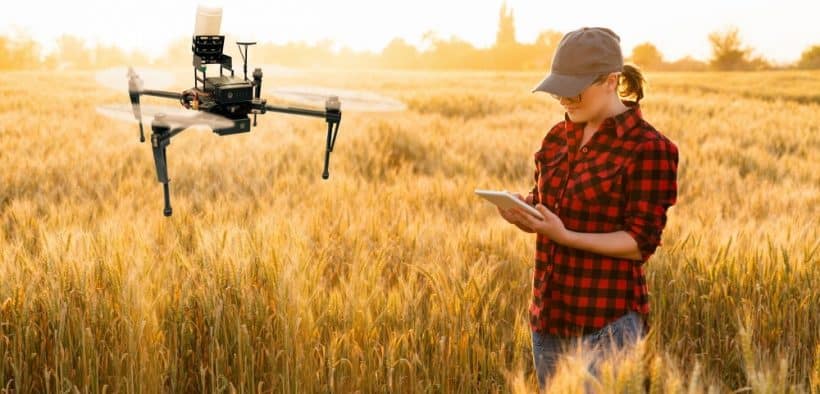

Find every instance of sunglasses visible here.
[549,73,611,104]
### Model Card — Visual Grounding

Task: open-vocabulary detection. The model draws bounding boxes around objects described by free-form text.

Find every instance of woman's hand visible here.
[509,203,569,243]
[497,193,536,233]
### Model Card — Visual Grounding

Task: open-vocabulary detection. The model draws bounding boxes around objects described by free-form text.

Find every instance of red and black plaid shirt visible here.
[526,99,678,337]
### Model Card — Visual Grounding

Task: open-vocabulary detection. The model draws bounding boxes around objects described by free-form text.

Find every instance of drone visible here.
[96,5,405,217]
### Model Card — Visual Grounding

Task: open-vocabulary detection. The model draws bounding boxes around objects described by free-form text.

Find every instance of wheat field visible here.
[0,68,817,393]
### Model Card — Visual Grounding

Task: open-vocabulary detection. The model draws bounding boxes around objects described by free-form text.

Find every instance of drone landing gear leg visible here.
[152,144,173,217]
[322,119,341,179]
[150,119,174,217]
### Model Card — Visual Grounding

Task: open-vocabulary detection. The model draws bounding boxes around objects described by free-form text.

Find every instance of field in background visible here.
[0,69,817,392]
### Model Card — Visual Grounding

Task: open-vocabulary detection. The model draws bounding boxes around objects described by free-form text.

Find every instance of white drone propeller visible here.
[95,103,235,131]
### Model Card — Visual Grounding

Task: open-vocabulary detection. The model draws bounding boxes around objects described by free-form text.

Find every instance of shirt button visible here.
[554,202,559,209]
[581,146,588,153]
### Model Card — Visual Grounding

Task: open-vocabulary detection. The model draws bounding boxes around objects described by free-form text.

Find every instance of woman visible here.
[497,27,679,390]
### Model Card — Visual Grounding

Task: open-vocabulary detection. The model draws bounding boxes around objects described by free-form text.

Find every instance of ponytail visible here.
[618,64,645,103]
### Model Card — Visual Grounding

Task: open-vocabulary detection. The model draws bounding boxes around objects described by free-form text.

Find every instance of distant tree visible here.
[745,53,772,71]
[0,32,42,69]
[665,55,708,71]
[41,51,58,70]
[496,1,516,47]
[530,29,563,69]
[707,26,757,71]
[797,44,820,69]
[490,1,529,70]
[92,44,128,68]
[334,46,380,69]
[252,38,337,68]
[534,30,562,49]
[0,36,15,69]
[156,36,192,67]
[419,30,441,53]
[382,38,420,69]
[423,34,481,69]
[127,50,151,67]
[56,35,91,69]
[630,42,664,70]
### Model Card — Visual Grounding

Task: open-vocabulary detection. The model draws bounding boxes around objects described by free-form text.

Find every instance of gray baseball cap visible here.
[532,26,624,97]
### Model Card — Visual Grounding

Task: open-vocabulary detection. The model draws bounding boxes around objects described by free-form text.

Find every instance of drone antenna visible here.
[236,41,256,81]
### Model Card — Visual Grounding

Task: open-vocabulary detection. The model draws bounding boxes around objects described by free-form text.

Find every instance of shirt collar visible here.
[563,99,642,138]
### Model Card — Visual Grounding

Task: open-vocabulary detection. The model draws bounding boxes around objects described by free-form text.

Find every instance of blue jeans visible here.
[531,311,646,392]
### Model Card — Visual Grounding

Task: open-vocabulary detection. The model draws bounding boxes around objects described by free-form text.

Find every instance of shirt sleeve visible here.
[622,138,679,263]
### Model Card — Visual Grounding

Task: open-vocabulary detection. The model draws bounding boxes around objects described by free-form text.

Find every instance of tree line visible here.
[0,26,818,71]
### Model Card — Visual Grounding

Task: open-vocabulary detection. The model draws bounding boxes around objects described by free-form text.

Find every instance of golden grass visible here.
[0,69,817,393]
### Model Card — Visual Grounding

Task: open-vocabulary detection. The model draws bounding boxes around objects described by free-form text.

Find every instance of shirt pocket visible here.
[534,149,567,208]
[571,157,627,204]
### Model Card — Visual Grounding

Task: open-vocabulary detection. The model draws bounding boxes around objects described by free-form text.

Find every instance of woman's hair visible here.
[591,63,645,103]
[616,64,645,103]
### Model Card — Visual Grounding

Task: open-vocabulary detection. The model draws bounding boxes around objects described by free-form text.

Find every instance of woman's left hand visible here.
[509,204,569,244]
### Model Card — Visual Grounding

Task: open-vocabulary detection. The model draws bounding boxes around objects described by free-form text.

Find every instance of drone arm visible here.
[262,103,327,118]
[260,103,343,128]
[141,90,183,100]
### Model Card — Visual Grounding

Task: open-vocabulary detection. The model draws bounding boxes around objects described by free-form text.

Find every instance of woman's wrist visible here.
[554,228,575,245]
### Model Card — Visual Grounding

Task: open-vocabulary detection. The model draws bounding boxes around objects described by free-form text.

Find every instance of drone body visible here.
[121,6,342,216]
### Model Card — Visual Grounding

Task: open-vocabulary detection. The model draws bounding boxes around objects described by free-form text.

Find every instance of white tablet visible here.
[475,189,544,219]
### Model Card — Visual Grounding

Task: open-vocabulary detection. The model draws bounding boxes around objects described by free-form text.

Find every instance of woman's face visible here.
[559,73,619,124]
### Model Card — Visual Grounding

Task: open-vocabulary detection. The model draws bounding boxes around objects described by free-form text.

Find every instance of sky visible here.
[2,0,818,65]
